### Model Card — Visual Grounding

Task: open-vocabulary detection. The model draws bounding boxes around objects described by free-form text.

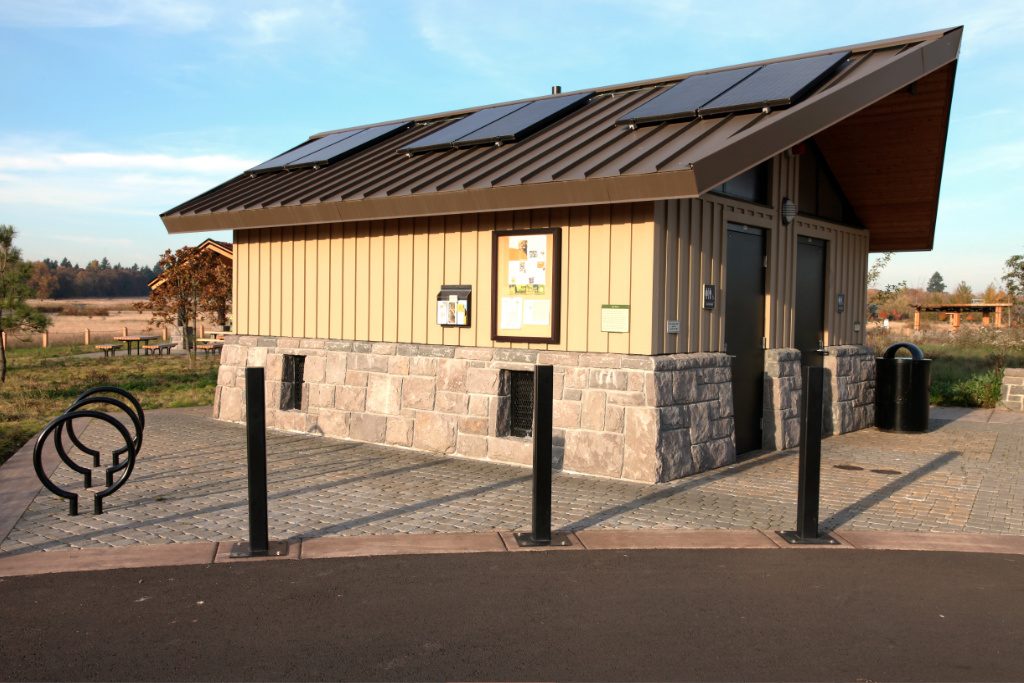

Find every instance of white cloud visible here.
[0,0,361,52]
[0,139,255,219]
[0,0,216,32]
[0,151,256,175]
[247,8,302,44]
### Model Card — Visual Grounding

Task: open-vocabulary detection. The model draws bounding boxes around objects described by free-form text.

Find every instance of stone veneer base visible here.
[213,337,876,483]
[213,337,737,483]
[763,345,875,451]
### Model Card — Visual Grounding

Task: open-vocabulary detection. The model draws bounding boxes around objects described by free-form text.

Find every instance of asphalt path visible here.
[1,549,1022,681]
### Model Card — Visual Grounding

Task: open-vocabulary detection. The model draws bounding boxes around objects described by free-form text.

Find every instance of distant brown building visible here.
[162,28,961,482]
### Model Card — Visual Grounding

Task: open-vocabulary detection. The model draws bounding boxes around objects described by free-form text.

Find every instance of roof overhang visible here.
[161,168,699,233]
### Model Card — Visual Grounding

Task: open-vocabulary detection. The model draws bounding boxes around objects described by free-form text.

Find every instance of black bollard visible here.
[514,365,571,547]
[230,367,287,557]
[779,364,838,545]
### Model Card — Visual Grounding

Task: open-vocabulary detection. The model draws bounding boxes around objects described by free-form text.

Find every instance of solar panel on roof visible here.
[399,91,593,153]
[249,121,413,174]
[248,130,359,174]
[699,51,850,116]
[616,67,759,127]
[398,102,524,153]
[455,91,592,146]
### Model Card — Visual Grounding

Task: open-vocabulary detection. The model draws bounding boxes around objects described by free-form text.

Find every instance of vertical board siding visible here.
[652,151,868,353]
[794,217,869,347]
[232,203,656,353]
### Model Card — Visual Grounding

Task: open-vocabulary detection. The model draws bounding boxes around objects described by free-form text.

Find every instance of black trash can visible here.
[875,342,931,432]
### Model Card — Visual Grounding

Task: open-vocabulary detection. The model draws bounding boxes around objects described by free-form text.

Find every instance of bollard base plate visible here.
[229,540,289,558]
[777,530,840,545]
[513,531,573,548]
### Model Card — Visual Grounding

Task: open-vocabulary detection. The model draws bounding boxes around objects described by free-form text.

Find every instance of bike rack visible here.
[33,386,145,515]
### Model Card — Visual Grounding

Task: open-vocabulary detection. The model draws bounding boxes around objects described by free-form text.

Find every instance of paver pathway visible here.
[2,406,1022,554]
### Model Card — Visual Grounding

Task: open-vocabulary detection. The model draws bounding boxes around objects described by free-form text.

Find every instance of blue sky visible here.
[1,0,1021,291]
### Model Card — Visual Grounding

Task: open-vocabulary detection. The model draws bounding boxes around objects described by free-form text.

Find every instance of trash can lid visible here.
[882,342,925,360]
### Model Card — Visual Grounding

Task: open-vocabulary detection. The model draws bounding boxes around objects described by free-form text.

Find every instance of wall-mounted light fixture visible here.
[781,197,797,225]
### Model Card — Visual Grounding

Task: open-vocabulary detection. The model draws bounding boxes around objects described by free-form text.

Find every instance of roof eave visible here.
[161,169,700,234]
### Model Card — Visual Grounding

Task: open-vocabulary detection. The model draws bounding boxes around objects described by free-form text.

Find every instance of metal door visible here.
[795,237,827,367]
[725,225,766,455]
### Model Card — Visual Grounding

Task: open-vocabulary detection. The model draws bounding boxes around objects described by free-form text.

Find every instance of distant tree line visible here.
[27,258,161,299]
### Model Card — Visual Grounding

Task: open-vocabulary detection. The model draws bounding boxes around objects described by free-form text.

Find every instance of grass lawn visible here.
[0,348,219,466]
[918,343,1024,408]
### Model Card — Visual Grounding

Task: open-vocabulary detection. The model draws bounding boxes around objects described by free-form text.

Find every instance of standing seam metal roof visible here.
[162,27,961,251]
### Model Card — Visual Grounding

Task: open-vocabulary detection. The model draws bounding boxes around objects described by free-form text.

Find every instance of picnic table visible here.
[196,337,225,356]
[113,335,160,356]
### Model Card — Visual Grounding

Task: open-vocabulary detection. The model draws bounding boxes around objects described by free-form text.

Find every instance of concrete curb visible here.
[2,529,1023,578]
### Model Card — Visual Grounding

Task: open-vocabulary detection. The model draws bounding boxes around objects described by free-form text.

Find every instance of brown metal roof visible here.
[162,27,961,251]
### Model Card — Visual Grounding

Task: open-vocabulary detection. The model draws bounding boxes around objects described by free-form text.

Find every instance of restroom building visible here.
[161,27,960,482]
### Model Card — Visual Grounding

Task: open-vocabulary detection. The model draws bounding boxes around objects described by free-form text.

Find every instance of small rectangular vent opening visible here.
[281,355,306,411]
[509,370,534,438]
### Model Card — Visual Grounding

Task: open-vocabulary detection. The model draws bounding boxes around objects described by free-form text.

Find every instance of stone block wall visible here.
[763,349,802,451]
[213,335,735,483]
[822,345,875,435]
[1002,368,1024,411]
[764,345,876,450]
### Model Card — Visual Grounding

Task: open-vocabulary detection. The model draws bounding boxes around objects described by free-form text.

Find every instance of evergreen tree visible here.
[0,226,49,382]
[926,271,946,293]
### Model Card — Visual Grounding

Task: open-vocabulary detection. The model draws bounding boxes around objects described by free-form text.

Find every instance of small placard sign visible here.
[837,293,846,314]
[703,284,716,310]
[666,320,681,334]
[601,305,630,333]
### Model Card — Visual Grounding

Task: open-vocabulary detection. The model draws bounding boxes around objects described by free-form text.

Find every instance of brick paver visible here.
[2,408,1022,554]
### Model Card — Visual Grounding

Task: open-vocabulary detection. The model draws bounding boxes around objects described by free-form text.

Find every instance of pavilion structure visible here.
[912,303,1012,330]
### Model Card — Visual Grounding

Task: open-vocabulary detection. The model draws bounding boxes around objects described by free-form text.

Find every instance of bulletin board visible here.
[491,228,562,343]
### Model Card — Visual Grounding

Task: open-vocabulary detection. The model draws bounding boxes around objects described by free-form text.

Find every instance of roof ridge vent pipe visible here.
[551,85,562,94]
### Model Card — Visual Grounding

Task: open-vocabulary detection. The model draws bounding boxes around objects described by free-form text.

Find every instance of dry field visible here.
[10,299,219,348]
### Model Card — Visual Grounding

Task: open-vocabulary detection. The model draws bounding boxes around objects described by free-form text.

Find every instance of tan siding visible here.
[383,220,399,342]
[458,215,478,347]
[232,202,657,353]
[235,232,245,334]
[442,216,461,347]
[474,213,493,348]
[355,223,369,340]
[270,228,282,336]
[342,225,356,339]
[292,229,305,337]
[565,206,589,352]
[329,225,343,340]
[368,222,384,341]
[608,204,632,355]
[304,229,317,339]
[316,226,331,339]
[426,218,445,346]
[397,220,413,343]
[248,231,260,335]
[411,218,428,343]
[232,231,242,334]
[588,205,611,353]
[281,228,293,337]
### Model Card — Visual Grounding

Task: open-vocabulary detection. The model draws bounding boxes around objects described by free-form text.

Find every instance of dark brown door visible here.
[795,237,827,367]
[725,225,766,455]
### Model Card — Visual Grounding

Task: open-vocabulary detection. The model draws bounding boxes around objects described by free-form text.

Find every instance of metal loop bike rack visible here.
[32,386,145,516]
